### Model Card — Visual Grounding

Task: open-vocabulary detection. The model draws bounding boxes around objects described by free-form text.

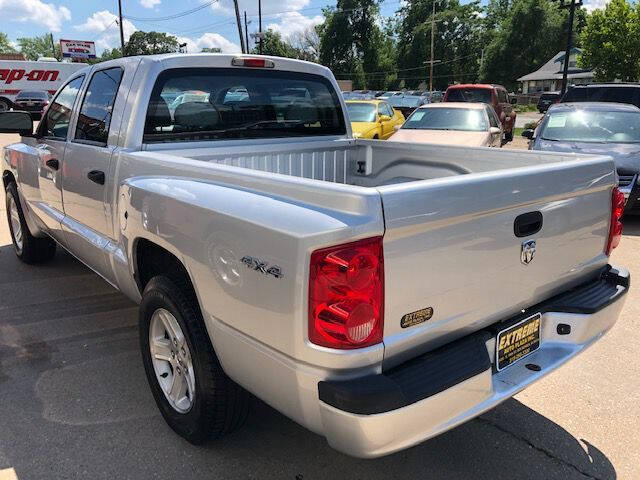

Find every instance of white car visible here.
[389,102,504,147]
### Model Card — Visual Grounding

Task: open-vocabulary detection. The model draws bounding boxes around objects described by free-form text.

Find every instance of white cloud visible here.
[175,33,241,54]
[583,0,609,11]
[140,0,161,8]
[0,0,71,32]
[210,0,320,37]
[266,11,323,39]
[75,10,137,51]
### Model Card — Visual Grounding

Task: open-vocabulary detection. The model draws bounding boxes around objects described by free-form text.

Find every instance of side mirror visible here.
[379,114,392,123]
[521,129,535,139]
[489,127,501,135]
[510,97,517,105]
[0,111,33,136]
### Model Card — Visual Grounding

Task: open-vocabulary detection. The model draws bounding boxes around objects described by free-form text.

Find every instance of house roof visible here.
[517,48,594,82]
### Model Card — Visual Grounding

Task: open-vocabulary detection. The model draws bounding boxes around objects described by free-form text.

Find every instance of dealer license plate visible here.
[495,313,541,371]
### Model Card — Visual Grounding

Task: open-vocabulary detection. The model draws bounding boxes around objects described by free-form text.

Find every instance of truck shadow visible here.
[622,215,640,237]
[0,244,616,480]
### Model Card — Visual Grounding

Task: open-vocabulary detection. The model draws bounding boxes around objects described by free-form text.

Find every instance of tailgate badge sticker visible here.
[401,307,434,328]
[521,240,536,265]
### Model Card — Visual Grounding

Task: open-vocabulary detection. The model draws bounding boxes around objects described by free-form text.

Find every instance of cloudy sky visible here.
[0,0,610,55]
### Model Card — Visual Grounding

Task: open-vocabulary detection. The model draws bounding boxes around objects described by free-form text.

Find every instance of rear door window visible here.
[144,68,346,143]
[74,67,124,146]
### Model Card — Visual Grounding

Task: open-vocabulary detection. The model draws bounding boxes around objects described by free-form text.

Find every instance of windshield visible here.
[446,88,492,104]
[389,96,423,108]
[144,68,346,143]
[540,109,640,143]
[346,102,377,122]
[16,91,48,99]
[402,107,488,131]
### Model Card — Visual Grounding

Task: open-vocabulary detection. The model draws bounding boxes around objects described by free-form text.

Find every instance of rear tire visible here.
[139,275,248,444]
[0,98,10,112]
[5,182,56,264]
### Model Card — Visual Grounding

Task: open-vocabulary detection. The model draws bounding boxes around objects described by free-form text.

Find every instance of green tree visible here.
[579,0,640,81]
[479,0,581,90]
[17,34,59,60]
[318,0,396,90]
[0,33,16,54]
[125,31,180,56]
[395,0,484,90]
[251,30,298,58]
[89,47,123,64]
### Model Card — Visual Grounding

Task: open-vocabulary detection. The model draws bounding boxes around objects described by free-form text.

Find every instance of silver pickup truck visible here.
[0,54,629,458]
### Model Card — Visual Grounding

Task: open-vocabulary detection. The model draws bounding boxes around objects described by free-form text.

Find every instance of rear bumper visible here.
[318,265,629,458]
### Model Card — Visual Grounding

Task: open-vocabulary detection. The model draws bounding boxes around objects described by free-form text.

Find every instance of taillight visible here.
[231,57,275,68]
[606,187,625,255]
[308,237,384,349]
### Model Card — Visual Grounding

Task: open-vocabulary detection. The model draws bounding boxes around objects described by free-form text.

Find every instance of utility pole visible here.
[258,0,263,55]
[118,0,126,57]
[233,0,246,53]
[49,33,56,60]
[427,0,441,91]
[244,12,250,53]
[557,0,583,95]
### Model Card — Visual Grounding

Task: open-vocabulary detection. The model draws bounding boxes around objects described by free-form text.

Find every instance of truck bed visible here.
[144,138,586,187]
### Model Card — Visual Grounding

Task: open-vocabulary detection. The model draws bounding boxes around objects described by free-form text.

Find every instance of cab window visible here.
[74,67,124,146]
[38,76,84,140]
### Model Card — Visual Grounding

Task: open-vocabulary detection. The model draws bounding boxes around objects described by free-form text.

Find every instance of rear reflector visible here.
[606,187,625,255]
[231,57,275,68]
[308,237,384,349]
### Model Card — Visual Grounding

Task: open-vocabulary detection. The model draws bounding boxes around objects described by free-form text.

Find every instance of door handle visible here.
[45,158,59,170]
[87,170,105,185]
[514,211,543,238]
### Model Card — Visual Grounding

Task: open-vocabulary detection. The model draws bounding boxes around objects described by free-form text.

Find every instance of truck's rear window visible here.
[446,88,492,104]
[144,68,346,142]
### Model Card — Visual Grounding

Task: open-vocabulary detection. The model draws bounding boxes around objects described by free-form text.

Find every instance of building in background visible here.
[518,47,594,94]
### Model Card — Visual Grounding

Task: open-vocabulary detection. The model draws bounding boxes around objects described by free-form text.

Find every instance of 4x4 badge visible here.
[241,256,283,279]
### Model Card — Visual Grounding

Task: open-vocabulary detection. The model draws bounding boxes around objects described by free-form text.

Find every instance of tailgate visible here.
[378,156,616,368]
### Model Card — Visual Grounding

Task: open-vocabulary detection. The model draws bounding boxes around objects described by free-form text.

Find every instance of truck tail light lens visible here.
[606,187,625,255]
[309,237,384,349]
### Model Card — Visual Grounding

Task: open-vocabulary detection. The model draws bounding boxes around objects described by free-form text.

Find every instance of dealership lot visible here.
[0,132,638,479]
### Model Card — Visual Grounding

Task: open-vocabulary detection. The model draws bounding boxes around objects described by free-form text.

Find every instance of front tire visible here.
[5,182,56,264]
[139,275,248,444]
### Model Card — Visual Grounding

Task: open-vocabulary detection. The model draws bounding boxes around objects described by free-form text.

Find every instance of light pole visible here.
[556,0,583,95]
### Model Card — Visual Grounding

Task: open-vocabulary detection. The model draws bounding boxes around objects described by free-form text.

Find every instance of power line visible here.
[90,19,118,41]
[124,0,219,22]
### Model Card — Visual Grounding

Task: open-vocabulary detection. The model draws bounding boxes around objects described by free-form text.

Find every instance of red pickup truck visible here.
[444,84,517,141]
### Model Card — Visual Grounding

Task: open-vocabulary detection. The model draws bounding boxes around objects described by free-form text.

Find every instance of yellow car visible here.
[345,99,405,139]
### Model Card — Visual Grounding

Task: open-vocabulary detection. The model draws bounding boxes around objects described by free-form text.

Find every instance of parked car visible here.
[389,102,503,147]
[11,90,51,120]
[537,91,561,113]
[523,102,640,213]
[387,94,427,117]
[429,90,444,102]
[345,99,405,139]
[561,83,640,109]
[444,84,517,141]
[378,90,402,98]
[0,54,628,459]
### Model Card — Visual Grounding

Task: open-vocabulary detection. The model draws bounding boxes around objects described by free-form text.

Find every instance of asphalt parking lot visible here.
[0,133,638,480]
